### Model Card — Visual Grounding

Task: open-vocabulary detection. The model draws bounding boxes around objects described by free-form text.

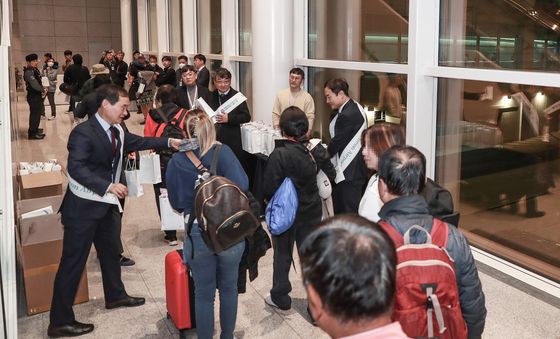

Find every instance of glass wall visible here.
[436,78,560,280]
[168,0,183,52]
[239,62,253,111]
[197,0,222,54]
[440,0,560,71]
[148,0,158,51]
[306,67,407,139]
[238,0,252,56]
[308,0,409,63]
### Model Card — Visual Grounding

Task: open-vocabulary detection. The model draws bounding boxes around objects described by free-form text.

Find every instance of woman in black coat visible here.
[262,106,327,311]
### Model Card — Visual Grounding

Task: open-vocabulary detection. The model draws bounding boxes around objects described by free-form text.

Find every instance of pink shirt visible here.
[339,322,411,339]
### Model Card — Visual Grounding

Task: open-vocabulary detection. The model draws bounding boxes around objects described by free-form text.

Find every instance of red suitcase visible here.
[165,249,196,335]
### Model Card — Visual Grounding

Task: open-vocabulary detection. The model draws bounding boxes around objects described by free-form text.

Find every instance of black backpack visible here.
[155,108,187,162]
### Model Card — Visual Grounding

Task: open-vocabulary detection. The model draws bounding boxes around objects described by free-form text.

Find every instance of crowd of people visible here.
[21,49,487,339]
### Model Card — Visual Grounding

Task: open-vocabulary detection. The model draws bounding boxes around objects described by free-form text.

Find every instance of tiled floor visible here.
[13,96,560,338]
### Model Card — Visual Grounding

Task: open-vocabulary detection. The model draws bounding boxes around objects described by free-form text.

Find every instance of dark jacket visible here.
[63,63,90,92]
[174,84,210,110]
[155,66,177,87]
[74,92,100,119]
[114,60,128,87]
[23,66,43,96]
[197,66,210,88]
[209,88,251,163]
[61,116,170,220]
[328,99,367,183]
[263,139,322,230]
[310,142,336,183]
[378,195,487,339]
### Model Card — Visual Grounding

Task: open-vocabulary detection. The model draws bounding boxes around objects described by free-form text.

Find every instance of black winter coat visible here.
[263,139,322,229]
[378,195,487,339]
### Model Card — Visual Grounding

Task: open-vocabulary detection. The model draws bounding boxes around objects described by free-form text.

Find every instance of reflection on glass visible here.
[148,0,158,51]
[439,0,560,72]
[436,78,560,280]
[308,0,408,63]
[197,0,222,54]
[238,0,252,56]
[239,62,253,111]
[206,59,223,91]
[306,67,407,139]
[169,0,183,52]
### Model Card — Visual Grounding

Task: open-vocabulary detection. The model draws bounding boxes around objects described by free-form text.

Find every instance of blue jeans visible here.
[184,225,245,339]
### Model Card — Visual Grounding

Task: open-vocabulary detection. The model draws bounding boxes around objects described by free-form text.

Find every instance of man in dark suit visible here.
[324,78,367,214]
[155,56,177,87]
[209,67,251,172]
[48,84,182,338]
[174,65,210,110]
[194,53,210,89]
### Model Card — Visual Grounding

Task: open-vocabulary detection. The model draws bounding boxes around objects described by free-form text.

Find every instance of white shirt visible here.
[358,174,383,222]
[95,113,115,142]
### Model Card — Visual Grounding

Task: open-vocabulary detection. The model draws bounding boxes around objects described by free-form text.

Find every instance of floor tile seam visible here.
[136,265,177,337]
[246,280,306,339]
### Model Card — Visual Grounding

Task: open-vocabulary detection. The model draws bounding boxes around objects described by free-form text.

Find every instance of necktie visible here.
[110,126,121,182]
[219,93,226,105]
[110,126,117,156]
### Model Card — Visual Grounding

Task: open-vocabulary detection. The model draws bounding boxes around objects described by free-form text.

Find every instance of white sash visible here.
[330,100,367,184]
[68,175,123,212]
[67,123,125,212]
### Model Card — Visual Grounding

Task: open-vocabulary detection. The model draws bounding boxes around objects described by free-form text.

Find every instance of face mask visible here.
[179,63,186,68]
[150,62,156,67]
[47,62,54,67]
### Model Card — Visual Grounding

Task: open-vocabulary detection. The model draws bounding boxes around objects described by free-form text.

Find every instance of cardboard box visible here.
[17,196,89,315]
[18,171,63,200]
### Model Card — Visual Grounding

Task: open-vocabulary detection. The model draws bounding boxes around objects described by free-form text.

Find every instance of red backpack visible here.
[378,219,468,339]
[144,108,187,137]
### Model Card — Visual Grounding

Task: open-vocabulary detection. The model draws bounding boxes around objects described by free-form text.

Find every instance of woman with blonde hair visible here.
[166,108,248,339]
[359,123,405,222]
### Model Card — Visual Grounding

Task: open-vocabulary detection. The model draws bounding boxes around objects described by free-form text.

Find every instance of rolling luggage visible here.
[165,249,196,337]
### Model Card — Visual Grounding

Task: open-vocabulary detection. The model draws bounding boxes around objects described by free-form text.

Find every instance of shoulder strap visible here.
[174,108,188,125]
[155,108,169,123]
[209,143,222,175]
[430,218,449,248]
[185,151,208,174]
[377,220,404,248]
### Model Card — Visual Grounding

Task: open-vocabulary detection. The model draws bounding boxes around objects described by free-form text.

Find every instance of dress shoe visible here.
[526,210,545,218]
[119,255,135,266]
[105,294,145,309]
[28,134,45,140]
[47,321,94,337]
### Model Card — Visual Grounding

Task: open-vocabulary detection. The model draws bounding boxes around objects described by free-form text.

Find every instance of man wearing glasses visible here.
[272,67,315,133]
[209,67,252,172]
[174,65,210,110]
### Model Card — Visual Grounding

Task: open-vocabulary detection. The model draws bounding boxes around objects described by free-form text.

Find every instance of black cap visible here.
[25,53,38,62]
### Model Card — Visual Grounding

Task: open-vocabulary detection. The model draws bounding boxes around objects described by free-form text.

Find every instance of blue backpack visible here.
[266,177,298,235]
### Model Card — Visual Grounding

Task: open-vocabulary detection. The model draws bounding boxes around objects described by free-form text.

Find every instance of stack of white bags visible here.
[241,122,282,156]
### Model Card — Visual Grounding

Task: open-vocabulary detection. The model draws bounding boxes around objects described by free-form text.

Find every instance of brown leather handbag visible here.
[185,144,259,254]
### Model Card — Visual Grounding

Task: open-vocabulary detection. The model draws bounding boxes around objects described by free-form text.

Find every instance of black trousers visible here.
[50,206,126,325]
[332,180,364,214]
[68,96,75,112]
[270,220,316,309]
[27,94,44,136]
[44,91,56,117]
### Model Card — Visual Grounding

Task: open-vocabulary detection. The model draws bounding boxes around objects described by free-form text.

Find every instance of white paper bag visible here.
[159,195,185,231]
[41,76,50,87]
[124,159,144,197]
[139,153,162,184]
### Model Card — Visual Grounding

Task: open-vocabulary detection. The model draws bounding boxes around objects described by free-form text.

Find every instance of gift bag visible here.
[159,193,185,231]
[139,152,162,184]
[41,76,50,87]
[124,158,144,197]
